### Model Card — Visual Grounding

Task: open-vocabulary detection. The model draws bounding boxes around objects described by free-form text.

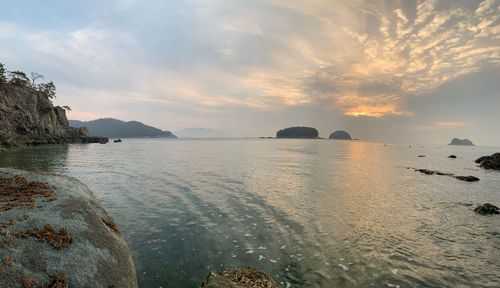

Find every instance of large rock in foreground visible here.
[276,127,319,139]
[329,130,352,140]
[448,138,474,146]
[475,153,500,171]
[201,267,278,288]
[0,168,137,287]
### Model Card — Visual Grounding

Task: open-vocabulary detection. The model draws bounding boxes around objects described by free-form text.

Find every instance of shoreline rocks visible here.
[474,203,499,215]
[413,168,479,182]
[0,168,137,287]
[475,153,500,171]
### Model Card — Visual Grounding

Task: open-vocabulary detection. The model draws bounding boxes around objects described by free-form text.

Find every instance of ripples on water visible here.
[1,139,499,287]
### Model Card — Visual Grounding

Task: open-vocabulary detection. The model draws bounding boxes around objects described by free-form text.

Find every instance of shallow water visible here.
[1,139,499,287]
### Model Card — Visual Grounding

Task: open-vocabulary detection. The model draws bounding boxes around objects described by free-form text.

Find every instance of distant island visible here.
[448,138,475,146]
[276,127,319,139]
[175,128,226,138]
[69,118,177,139]
[329,130,352,140]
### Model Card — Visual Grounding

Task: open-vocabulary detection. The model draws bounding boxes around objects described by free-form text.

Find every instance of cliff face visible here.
[0,86,106,146]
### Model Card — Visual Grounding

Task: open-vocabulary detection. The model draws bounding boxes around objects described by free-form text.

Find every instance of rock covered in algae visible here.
[0,168,137,288]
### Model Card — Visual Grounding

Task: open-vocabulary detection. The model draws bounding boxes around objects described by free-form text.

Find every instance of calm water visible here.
[1,139,499,287]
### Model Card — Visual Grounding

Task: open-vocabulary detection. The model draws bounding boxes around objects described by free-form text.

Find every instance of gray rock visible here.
[201,267,278,288]
[474,203,499,215]
[0,168,137,288]
[454,175,480,182]
[475,153,500,171]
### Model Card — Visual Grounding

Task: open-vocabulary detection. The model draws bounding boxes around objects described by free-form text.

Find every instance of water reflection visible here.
[0,140,499,287]
[0,144,70,173]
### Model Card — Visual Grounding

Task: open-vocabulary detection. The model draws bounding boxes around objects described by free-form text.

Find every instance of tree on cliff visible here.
[30,72,44,87]
[8,71,30,86]
[39,81,56,99]
[0,63,6,86]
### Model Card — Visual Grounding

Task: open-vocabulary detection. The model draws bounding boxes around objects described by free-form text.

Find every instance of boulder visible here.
[475,153,500,171]
[448,155,457,159]
[201,267,278,288]
[454,175,480,182]
[474,203,499,215]
[0,168,137,288]
[448,138,474,146]
[329,130,352,140]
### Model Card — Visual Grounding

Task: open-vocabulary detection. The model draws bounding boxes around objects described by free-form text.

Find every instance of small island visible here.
[448,138,475,146]
[276,127,319,139]
[329,130,352,140]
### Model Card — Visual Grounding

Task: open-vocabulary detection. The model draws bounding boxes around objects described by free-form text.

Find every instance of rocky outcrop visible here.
[475,153,500,171]
[474,203,499,215]
[201,267,278,288]
[448,138,474,146]
[329,130,352,140]
[0,85,107,146]
[276,127,319,139]
[0,168,137,287]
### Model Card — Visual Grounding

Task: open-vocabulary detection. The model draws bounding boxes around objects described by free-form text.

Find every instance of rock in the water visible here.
[201,267,278,288]
[475,153,500,171]
[276,127,319,139]
[474,203,500,215]
[448,138,474,146]
[448,155,457,159]
[329,130,352,140]
[454,175,480,182]
[0,168,137,288]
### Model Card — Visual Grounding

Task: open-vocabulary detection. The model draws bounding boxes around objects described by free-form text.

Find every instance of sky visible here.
[0,0,499,145]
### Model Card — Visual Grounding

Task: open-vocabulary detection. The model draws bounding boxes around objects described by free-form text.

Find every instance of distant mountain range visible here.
[69,118,176,138]
[175,128,226,138]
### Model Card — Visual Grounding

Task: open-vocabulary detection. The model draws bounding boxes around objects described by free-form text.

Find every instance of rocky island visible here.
[329,130,352,140]
[448,138,474,146]
[0,64,107,147]
[276,127,319,139]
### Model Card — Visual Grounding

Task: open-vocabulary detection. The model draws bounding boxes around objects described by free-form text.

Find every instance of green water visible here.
[1,139,499,287]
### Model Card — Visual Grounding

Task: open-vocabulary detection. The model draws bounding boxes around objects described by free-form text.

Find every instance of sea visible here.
[1,139,499,287]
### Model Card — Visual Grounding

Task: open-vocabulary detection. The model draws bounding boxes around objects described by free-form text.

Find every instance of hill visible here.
[69,118,177,139]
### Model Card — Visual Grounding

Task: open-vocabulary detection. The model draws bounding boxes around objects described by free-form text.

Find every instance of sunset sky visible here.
[1,0,499,144]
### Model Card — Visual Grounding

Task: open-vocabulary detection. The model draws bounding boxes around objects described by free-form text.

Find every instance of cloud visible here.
[1,0,499,142]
